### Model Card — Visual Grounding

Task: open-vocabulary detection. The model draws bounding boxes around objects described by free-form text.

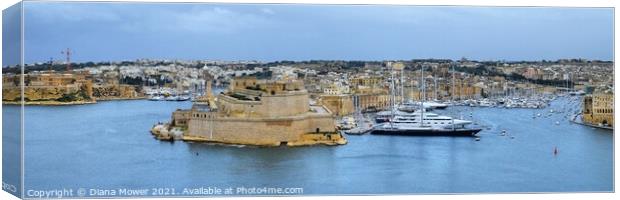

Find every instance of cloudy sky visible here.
[13,2,615,65]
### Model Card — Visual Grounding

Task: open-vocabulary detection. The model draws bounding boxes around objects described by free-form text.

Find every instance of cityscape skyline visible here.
[4,2,615,66]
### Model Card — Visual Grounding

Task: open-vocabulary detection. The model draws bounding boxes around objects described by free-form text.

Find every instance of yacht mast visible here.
[421,64,425,126]
[434,75,438,101]
[452,63,455,101]
[411,79,414,103]
[400,67,405,104]
[389,62,395,128]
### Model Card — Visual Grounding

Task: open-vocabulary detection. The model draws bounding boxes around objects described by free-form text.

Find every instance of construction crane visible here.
[60,48,72,72]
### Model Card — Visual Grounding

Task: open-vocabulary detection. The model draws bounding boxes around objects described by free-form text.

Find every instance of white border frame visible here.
[0,1,617,200]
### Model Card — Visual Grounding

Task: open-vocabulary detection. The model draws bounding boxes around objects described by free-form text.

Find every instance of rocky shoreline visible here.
[2,96,147,105]
[95,96,147,101]
[2,100,97,106]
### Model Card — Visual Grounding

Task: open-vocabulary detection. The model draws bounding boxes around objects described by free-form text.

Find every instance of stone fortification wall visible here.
[2,84,92,102]
[170,77,341,146]
[320,95,354,116]
[186,112,335,146]
[259,92,309,117]
[217,91,309,118]
[2,73,94,103]
[172,110,191,126]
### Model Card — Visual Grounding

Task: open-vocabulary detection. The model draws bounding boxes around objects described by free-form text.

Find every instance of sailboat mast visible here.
[400,67,405,104]
[452,63,456,101]
[421,64,425,126]
[389,62,394,128]
[434,75,438,101]
[411,79,414,103]
[391,62,395,109]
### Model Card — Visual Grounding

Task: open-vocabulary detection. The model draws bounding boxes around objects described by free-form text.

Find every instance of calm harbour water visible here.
[3,96,613,197]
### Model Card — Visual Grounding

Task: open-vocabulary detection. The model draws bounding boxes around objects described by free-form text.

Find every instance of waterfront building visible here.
[582,90,614,127]
[350,76,382,88]
[447,81,483,100]
[155,76,346,146]
[356,91,391,112]
[347,75,391,111]
[322,82,349,95]
[319,94,354,116]
[523,67,542,80]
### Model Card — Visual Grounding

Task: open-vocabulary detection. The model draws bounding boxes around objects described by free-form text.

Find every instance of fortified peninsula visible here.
[151,76,347,147]
[2,71,144,105]
[2,71,96,105]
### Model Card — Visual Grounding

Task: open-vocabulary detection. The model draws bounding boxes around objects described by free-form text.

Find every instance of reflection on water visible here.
[11,96,613,195]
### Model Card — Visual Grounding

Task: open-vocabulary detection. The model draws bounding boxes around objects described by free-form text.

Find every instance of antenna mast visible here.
[60,48,72,72]
[48,57,53,72]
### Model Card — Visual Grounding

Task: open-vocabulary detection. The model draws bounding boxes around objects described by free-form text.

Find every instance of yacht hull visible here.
[375,118,390,123]
[432,105,448,109]
[371,128,481,137]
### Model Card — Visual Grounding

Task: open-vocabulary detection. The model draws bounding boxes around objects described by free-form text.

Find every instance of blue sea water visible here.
[3,97,613,197]
[2,104,22,197]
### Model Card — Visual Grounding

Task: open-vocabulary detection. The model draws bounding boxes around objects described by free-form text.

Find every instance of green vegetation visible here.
[78,86,92,100]
[57,92,79,102]
[56,87,91,102]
